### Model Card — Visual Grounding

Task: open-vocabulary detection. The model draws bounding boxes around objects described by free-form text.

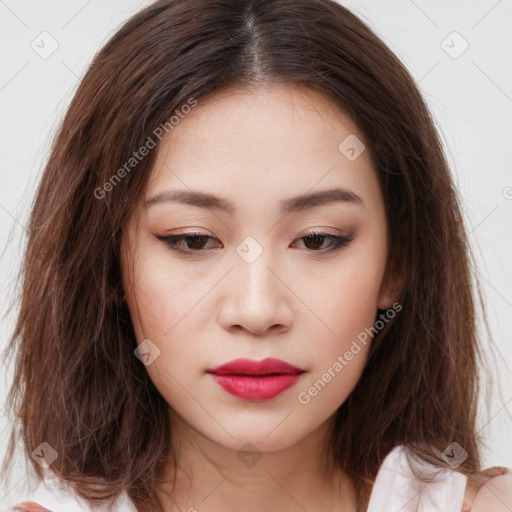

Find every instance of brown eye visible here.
[156,231,353,256]
[294,232,353,253]
[302,233,328,250]
[182,235,210,250]
[156,234,221,254]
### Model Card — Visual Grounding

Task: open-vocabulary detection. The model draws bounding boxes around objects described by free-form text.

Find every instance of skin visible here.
[120,84,402,512]
[464,469,512,511]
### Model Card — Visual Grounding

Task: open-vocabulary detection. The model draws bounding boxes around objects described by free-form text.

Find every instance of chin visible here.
[201,410,315,452]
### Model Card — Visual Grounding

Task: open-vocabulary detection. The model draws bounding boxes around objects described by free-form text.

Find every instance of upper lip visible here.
[207,357,305,376]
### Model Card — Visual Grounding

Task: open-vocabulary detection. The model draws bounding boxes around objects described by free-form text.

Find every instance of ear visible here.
[377,263,404,310]
[377,230,406,310]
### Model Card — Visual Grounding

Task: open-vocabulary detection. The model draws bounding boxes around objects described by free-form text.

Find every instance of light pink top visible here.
[366,444,467,511]
[7,444,467,511]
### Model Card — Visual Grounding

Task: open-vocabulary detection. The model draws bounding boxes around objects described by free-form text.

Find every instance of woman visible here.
[2,0,511,511]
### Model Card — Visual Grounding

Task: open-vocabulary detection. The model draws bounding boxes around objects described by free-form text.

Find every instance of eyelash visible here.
[156,230,353,256]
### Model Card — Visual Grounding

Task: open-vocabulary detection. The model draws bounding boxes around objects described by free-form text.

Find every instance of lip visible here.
[207,357,305,402]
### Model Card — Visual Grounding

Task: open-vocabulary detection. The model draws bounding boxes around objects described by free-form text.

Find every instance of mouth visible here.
[206,357,306,402]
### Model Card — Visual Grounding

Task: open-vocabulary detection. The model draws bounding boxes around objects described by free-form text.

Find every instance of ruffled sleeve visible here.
[11,503,52,512]
[366,444,468,512]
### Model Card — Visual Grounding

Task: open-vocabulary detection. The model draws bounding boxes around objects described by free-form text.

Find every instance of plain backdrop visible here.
[1,0,511,507]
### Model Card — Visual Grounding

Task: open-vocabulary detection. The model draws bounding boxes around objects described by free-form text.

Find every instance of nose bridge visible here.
[235,237,280,305]
[219,235,293,334]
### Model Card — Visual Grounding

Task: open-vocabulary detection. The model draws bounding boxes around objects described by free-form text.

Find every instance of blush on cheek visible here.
[321,290,381,345]
[299,342,370,414]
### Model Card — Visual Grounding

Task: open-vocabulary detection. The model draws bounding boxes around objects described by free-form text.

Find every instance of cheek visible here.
[122,249,211,392]
[332,268,383,340]
[123,247,196,340]
[295,268,379,410]
[123,259,203,403]
[294,234,387,404]
[297,348,369,410]
[300,250,386,348]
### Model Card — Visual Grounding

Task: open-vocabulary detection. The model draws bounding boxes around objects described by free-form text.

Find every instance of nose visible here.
[217,250,294,337]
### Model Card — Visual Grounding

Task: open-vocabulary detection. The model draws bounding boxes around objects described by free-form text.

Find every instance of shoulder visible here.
[11,503,52,512]
[9,475,138,512]
[368,445,511,512]
[469,471,512,512]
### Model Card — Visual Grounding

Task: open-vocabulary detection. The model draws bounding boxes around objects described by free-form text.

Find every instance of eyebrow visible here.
[145,187,365,214]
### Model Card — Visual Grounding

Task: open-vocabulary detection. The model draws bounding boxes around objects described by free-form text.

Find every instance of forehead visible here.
[153,84,361,162]
[145,84,382,216]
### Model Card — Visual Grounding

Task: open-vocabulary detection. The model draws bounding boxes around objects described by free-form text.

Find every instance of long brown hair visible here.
[0,0,500,510]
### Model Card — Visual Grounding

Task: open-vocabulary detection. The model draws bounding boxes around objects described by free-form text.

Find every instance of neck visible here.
[154,409,357,512]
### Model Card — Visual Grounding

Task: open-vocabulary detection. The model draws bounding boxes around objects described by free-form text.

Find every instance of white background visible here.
[1,0,511,507]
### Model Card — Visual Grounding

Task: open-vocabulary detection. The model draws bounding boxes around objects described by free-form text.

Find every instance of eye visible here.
[292,230,354,254]
[156,232,221,254]
[156,230,353,256]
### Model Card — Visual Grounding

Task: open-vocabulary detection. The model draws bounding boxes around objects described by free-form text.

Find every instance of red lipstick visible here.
[206,357,305,401]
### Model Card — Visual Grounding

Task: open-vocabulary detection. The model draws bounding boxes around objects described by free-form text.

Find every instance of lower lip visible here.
[208,373,303,401]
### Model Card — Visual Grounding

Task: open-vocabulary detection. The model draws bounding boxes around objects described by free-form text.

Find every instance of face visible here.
[121,84,397,454]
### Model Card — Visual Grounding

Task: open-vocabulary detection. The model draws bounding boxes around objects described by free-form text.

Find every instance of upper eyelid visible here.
[160,225,349,236]
[159,229,347,240]
[156,231,353,251]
